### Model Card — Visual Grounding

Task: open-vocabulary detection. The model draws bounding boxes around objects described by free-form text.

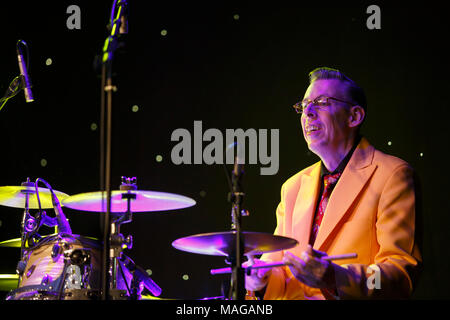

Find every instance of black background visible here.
[0,1,448,299]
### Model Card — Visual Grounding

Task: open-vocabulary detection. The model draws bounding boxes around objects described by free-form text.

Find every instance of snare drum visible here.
[6,234,105,300]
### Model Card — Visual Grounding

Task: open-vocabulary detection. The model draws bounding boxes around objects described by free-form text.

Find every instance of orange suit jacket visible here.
[261,137,422,299]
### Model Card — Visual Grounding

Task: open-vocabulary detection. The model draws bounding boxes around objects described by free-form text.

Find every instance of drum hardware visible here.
[66,248,92,266]
[19,178,72,287]
[63,247,94,294]
[62,176,181,299]
[18,178,38,283]
[105,177,137,295]
[0,178,72,272]
[25,265,36,278]
[0,176,100,301]
[106,177,162,299]
[54,247,86,300]
[0,178,59,283]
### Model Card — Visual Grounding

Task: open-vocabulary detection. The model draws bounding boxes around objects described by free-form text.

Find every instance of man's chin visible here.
[306,140,325,157]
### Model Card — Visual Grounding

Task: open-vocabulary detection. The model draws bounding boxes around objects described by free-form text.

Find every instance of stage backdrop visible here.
[0,1,448,299]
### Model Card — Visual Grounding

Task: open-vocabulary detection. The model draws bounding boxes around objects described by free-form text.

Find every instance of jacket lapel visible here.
[291,162,321,250]
[313,138,377,250]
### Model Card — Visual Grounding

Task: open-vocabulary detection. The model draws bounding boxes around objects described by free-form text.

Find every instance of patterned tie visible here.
[309,172,342,245]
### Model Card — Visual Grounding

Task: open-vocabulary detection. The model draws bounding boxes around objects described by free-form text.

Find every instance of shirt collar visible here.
[320,135,361,177]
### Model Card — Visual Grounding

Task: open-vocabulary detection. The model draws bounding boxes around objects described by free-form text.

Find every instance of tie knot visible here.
[323,172,341,188]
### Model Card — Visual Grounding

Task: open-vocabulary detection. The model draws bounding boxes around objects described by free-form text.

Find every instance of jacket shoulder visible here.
[282,161,320,190]
[372,148,413,173]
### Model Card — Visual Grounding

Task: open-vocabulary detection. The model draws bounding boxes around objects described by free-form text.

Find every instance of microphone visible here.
[119,0,128,34]
[16,40,34,103]
[51,192,72,234]
[231,144,244,194]
[39,211,58,228]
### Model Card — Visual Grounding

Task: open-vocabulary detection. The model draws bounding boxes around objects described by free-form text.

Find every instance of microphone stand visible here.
[99,0,128,301]
[228,158,246,300]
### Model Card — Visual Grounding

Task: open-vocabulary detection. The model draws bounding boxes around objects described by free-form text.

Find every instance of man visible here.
[245,67,422,299]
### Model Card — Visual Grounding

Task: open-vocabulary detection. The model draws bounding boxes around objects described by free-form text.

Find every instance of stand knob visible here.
[123,235,133,250]
[110,233,133,250]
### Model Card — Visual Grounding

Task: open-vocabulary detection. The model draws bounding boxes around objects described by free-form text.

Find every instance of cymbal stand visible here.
[108,177,134,298]
[16,178,38,285]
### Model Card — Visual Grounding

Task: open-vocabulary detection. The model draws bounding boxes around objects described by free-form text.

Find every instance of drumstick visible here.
[210,253,357,275]
[249,252,357,270]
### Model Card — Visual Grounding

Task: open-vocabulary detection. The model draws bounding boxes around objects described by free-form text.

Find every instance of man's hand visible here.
[283,245,335,289]
[244,256,272,292]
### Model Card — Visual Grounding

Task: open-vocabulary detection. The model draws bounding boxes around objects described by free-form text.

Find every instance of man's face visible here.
[301,79,353,155]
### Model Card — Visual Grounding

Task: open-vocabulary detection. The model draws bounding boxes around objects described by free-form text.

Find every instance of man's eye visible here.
[315,99,327,105]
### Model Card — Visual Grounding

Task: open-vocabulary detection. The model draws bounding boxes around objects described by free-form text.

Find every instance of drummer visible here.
[245,67,422,299]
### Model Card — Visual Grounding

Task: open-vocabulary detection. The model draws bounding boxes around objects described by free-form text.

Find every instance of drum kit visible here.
[0,175,300,300]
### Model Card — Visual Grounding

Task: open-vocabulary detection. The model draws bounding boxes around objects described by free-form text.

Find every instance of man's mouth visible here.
[305,124,321,134]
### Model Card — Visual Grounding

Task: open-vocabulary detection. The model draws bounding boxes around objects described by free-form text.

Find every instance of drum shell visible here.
[19,234,102,289]
[7,233,136,300]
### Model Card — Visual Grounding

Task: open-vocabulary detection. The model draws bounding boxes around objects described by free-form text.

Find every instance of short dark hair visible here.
[309,67,367,113]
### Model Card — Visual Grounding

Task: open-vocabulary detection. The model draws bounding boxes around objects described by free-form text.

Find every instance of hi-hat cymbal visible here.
[0,186,69,209]
[62,190,196,213]
[0,274,19,291]
[172,231,298,257]
[0,235,99,248]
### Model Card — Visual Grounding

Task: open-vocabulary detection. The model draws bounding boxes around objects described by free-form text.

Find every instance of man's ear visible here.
[348,105,365,128]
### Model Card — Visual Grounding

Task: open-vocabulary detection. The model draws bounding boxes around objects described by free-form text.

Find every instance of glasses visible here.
[293,95,354,114]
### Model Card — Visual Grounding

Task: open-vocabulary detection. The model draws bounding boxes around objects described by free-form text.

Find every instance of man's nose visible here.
[303,104,318,119]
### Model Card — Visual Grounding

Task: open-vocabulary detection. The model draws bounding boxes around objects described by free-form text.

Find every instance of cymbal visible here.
[0,238,22,248]
[62,190,196,213]
[0,186,69,209]
[0,274,19,291]
[140,294,177,300]
[172,231,298,257]
[0,235,99,248]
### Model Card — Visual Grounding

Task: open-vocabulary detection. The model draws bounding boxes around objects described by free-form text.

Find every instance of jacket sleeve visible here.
[262,181,287,264]
[332,164,422,299]
[259,182,288,298]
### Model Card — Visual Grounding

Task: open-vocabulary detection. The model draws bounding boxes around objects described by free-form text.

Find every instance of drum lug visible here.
[16,260,27,275]
[40,273,52,286]
[26,264,36,278]
[51,243,61,259]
